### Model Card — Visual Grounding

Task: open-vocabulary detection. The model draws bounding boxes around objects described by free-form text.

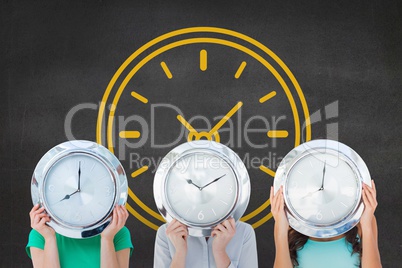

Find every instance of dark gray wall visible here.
[1,0,401,267]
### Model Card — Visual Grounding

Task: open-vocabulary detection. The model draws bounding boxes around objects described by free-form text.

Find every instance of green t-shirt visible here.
[26,227,133,268]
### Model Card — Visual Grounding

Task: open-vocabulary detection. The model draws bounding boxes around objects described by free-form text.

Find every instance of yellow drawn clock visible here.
[96,27,311,230]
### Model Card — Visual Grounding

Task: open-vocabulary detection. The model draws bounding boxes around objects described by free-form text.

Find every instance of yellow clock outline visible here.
[96,27,312,230]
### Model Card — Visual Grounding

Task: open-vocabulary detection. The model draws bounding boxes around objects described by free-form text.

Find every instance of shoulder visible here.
[235,221,254,234]
[235,221,255,241]
[156,223,168,239]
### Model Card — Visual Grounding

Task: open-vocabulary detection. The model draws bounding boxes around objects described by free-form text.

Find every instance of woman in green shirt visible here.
[270,180,382,268]
[27,204,133,268]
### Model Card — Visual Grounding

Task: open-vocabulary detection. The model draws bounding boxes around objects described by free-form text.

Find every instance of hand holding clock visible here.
[359,180,378,230]
[211,218,236,268]
[101,205,129,241]
[166,219,188,268]
[270,186,289,236]
[30,204,55,240]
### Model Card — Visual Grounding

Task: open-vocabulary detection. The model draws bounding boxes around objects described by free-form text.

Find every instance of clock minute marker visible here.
[90,163,96,172]
[259,91,277,103]
[160,61,173,79]
[212,208,217,216]
[200,49,207,71]
[131,91,149,104]
[267,130,289,138]
[119,131,141,139]
[220,200,228,205]
[234,61,247,79]
[131,166,149,178]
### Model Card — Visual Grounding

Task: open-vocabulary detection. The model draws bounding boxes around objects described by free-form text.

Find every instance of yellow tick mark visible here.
[160,61,173,79]
[119,131,141,139]
[259,166,276,177]
[200,49,207,71]
[131,166,149,178]
[234,61,247,79]
[267,130,289,138]
[259,91,277,103]
[131,91,148,104]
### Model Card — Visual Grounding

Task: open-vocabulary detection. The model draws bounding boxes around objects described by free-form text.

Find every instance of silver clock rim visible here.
[153,140,251,237]
[31,140,128,239]
[273,139,371,238]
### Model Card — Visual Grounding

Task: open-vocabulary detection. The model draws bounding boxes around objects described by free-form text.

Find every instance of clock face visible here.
[274,139,371,238]
[43,153,116,227]
[285,152,360,225]
[97,27,312,230]
[165,152,238,225]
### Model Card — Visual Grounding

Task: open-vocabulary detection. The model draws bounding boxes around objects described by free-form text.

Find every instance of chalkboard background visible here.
[1,0,401,267]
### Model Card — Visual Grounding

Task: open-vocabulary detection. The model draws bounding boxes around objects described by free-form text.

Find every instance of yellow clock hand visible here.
[177,115,199,134]
[176,102,242,142]
[208,101,243,136]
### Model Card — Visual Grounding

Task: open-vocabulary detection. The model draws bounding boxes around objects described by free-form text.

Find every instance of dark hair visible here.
[288,226,362,267]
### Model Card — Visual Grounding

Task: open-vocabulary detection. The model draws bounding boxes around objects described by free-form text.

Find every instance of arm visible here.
[271,186,293,268]
[359,181,382,268]
[154,219,188,268]
[101,205,130,268]
[168,220,188,268]
[29,204,60,268]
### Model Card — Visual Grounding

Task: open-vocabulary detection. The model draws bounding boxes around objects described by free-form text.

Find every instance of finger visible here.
[228,217,236,230]
[168,219,185,232]
[110,206,118,227]
[279,189,285,211]
[362,188,370,207]
[30,204,40,215]
[271,187,279,211]
[270,186,274,201]
[31,207,46,217]
[117,205,125,227]
[122,205,129,220]
[368,180,377,199]
[173,226,187,234]
[214,224,225,233]
[223,219,235,233]
[274,187,283,212]
[365,187,376,208]
[371,180,376,192]
[221,221,231,233]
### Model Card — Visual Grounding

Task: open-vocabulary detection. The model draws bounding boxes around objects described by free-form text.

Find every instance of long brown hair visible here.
[288,226,362,266]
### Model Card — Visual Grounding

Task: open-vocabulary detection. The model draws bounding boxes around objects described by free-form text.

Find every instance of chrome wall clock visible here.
[154,140,250,237]
[274,139,371,238]
[31,140,128,238]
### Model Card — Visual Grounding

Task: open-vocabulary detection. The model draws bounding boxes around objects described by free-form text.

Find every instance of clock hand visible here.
[185,178,202,190]
[199,174,226,190]
[57,189,79,203]
[208,102,243,136]
[301,189,320,199]
[78,161,81,191]
[177,115,199,135]
[319,160,326,191]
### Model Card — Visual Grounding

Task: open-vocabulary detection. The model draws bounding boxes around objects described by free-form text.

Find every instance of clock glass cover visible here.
[154,140,250,237]
[165,152,238,226]
[274,139,371,238]
[31,140,128,238]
